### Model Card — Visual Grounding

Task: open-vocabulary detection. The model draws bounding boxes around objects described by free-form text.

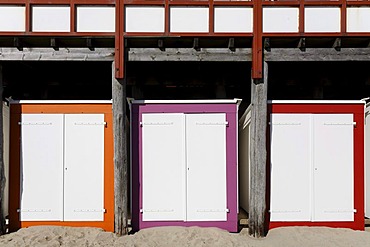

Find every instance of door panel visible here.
[142,113,186,221]
[270,114,312,221]
[313,114,354,221]
[64,114,105,221]
[20,114,64,221]
[186,114,227,221]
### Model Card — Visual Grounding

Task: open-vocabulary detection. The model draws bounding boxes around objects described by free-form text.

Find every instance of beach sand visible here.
[0,225,370,246]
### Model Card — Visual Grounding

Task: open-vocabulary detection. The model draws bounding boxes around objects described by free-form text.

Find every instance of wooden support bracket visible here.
[298,38,306,52]
[158,39,165,52]
[264,38,271,52]
[87,38,95,51]
[228,38,236,52]
[193,38,201,51]
[51,38,59,51]
[333,38,341,52]
[13,38,23,51]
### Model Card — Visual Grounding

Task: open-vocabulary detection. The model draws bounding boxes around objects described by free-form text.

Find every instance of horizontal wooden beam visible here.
[128,48,252,62]
[264,48,370,61]
[0,48,114,61]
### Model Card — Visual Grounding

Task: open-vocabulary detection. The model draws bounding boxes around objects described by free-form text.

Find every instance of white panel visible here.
[347,7,370,33]
[305,7,340,33]
[64,114,104,221]
[0,6,25,32]
[125,7,164,33]
[170,7,209,33]
[214,7,253,33]
[270,114,311,221]
[186,114,227,221]
[263,7,299,33]
[366,105,370,218]
[142,114,185,221]
[313,114,354,221]
[77,6,115,32]
[32,6,70,32]
[20,114,64,221]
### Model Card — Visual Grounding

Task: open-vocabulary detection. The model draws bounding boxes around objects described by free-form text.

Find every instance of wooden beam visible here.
[0,64,5,235]
[298,38,306,52]
[333,38,341,52]
[112,61,128,235]
[158,39,165,52]
[264,38,271,52]
[193,38,200,52]
[50,38,59,51]
[228,38,236,52]
[0,48,114,61]
[13,38,23,51]
[249,61,268,238]
[87,38,95,51]
[128,48,252,62]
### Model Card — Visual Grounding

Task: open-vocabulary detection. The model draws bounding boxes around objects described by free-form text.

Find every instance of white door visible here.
[365,104,370,218]
[185,114,227,221]
[142,113,186,221]
[20,114,64,221]
[312,114,354,221]
[63,114,105,221]
[270,114,312,221]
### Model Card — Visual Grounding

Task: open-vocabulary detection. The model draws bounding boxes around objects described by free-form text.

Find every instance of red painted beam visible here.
[115,0,124,79]
[252,0,262,79]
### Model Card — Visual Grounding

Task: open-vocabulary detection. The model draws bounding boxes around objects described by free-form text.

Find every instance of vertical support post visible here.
[0,64,5,235]
[252,0,263,79]
[112,61,128,235]
[249,61,268,237]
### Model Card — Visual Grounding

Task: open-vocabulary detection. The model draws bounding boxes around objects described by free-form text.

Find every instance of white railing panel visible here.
[32,6,70,32]
[77,6,115,32]
[0,6,25,32]
[126,6,165,33]
[214,7,253,33]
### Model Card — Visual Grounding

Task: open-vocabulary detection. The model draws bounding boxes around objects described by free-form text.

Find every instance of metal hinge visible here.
[17,209,51,213]
[324,122,356,127]
[74,122,107,126]
[18,122,52,126]
[73,209,106,213]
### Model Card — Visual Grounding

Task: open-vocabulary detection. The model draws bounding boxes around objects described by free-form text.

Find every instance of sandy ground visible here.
[0,226,370,247]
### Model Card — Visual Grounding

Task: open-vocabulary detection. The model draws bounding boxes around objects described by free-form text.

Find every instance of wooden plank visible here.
[249,61,268,238]
[0,48,114,61]
[128,48,252,62]
[112,61,128,235]
[265,48,370,61]
[0,63,5,234]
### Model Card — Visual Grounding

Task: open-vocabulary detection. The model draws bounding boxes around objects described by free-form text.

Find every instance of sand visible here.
[0,226,370,247]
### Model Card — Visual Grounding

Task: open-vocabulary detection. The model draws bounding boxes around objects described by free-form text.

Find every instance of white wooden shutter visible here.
[186,114,227,221]
[20,114,64,221]
[142,113,185,221]
[313,114,354,221]
[270,114,311,221]
[63,114,105,221]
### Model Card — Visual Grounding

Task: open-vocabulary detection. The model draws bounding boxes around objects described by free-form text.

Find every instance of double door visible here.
[141,113,228,222]
[20,113,105,221]
[270,113,355,222]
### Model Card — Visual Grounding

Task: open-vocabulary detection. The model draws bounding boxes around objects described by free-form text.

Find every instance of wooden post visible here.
[249,61,268,238]
[0,64,5,235]
[112,61,128,235]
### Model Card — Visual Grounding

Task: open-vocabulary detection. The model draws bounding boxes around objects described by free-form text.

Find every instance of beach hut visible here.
[240,100,365,230]
[7,100,114,232]
[130,99,241,233]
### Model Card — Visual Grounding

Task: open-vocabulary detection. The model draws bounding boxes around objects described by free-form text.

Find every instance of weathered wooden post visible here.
[0,64,5,235]
[112,61,128,235]
[249,61,268,237]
